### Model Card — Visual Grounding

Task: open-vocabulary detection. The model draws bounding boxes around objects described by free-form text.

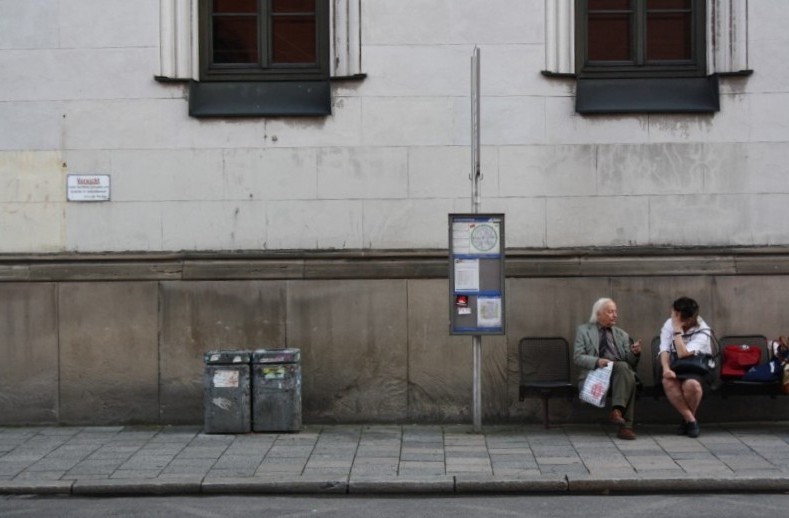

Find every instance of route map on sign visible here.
[451,221,500,256]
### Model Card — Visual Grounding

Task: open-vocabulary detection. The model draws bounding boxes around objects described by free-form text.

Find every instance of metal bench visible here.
[518,337,576,428]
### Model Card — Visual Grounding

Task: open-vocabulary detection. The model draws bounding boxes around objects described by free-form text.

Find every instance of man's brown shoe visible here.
[617,427,636,440]
[609,408,626,425]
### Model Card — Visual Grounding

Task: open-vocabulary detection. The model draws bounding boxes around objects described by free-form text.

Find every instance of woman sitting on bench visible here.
[658,296,713,439]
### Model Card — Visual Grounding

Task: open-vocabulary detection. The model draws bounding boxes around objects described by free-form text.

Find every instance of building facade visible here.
[2,0,789,425]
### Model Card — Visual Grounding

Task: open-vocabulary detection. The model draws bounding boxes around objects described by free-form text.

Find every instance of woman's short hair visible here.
[673,296,699,320]
[589,297,614,324]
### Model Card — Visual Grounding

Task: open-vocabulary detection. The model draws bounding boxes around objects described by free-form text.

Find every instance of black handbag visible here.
[670,329,718,378]
[670,351,717,376]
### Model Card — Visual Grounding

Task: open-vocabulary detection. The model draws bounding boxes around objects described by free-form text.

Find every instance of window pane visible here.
[588,13,631,61]
[213,16,259,63]
[214,0,257,14]
[647,0,690,9]
[272,0,315,14]
[647,12,692,60]
[271,16,316,63]
[589,0,631,9]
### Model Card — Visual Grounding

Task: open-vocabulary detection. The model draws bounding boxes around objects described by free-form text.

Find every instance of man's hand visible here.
[631,339,642,355]
[597,358,611,368]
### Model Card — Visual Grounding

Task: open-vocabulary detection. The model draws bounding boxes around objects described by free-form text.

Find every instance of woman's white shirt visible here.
[658,317,712,356]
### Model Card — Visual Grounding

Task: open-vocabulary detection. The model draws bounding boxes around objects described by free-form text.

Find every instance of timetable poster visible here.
[448,214,505,335]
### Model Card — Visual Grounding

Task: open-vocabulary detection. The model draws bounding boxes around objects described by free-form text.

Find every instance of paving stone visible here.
[123,459,177,472]
[111,469,164,479]
[539,464,589,475]
[623,456,679,471]
[397,461,445,476]
[176,447,228,459]
[350,465,399,477]
[400,451,444,462]
[211,457,263,470]
[301,468,351,478]
[206,468,258,478]
[12,470,67,481]
[674,458,733,474]
[66,462,121,476]
[26,458,82,471]
[265,446,315,458]
[445,450,489,459]
[536,456,583,465]
[256,466,303,475]
[304,459,353,469]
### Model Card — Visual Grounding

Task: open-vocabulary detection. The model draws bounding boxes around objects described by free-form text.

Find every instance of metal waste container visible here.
[252,348,302,432]
[203,350,251,434]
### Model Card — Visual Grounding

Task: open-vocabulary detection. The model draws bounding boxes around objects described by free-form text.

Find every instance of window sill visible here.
[155,73,367,84]
[188,80,331,118]
[575,76,720,114]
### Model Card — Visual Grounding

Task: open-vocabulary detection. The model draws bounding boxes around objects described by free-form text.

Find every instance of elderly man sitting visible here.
[574,298,642,440]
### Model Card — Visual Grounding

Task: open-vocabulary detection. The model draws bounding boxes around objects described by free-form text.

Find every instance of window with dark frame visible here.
[190,0,331,117]
[574,0,717,114]
[199,0,329,82]
[577,0,705,78]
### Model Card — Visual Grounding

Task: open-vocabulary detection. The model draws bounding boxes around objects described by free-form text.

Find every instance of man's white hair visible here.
[589,297,614,324]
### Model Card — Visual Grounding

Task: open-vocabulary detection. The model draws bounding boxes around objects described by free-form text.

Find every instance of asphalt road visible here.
[1,493,788,518]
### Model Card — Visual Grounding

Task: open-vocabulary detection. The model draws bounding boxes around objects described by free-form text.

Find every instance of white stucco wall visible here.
[2,0,789,253]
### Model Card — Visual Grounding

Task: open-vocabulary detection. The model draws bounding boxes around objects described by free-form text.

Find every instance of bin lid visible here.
[203,350,252,364]
[252,348,301,363]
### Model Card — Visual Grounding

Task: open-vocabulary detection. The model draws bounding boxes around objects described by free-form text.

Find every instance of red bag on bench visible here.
[721,345,761,378]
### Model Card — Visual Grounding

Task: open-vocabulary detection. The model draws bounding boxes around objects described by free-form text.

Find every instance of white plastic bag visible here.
[579,362,613,408]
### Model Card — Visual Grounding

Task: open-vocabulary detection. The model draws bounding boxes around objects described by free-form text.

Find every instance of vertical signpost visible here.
[449,47,505,433]
[449,214,505,432]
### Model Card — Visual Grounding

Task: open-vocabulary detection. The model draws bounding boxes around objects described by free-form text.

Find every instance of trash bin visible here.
[203,349,252,434]
[252,348,302,432]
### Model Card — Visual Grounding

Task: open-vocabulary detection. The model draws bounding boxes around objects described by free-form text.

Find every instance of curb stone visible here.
[71,477,202,496]
[201,477,347,494]
[454,475,568,493]
[348,476,454,494]
[0,480,73,495]
[566,475,789,494]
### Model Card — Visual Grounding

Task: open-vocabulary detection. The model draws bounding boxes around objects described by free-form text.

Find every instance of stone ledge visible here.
[2,247,789,281]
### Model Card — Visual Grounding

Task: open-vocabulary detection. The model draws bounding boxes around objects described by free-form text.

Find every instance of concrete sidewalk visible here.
[1,422,789,496]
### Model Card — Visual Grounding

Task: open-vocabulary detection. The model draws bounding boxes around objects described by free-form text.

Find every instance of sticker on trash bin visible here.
[212,397,232,410]
[262,366,286,380]
[213,370,239,388]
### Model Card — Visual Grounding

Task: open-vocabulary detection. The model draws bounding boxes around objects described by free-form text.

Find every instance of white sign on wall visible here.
[67,174,111,202]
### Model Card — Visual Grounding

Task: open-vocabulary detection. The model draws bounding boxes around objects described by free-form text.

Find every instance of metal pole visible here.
[470,47,482,433]
[470,47,481,213]
[472,334,482,432]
